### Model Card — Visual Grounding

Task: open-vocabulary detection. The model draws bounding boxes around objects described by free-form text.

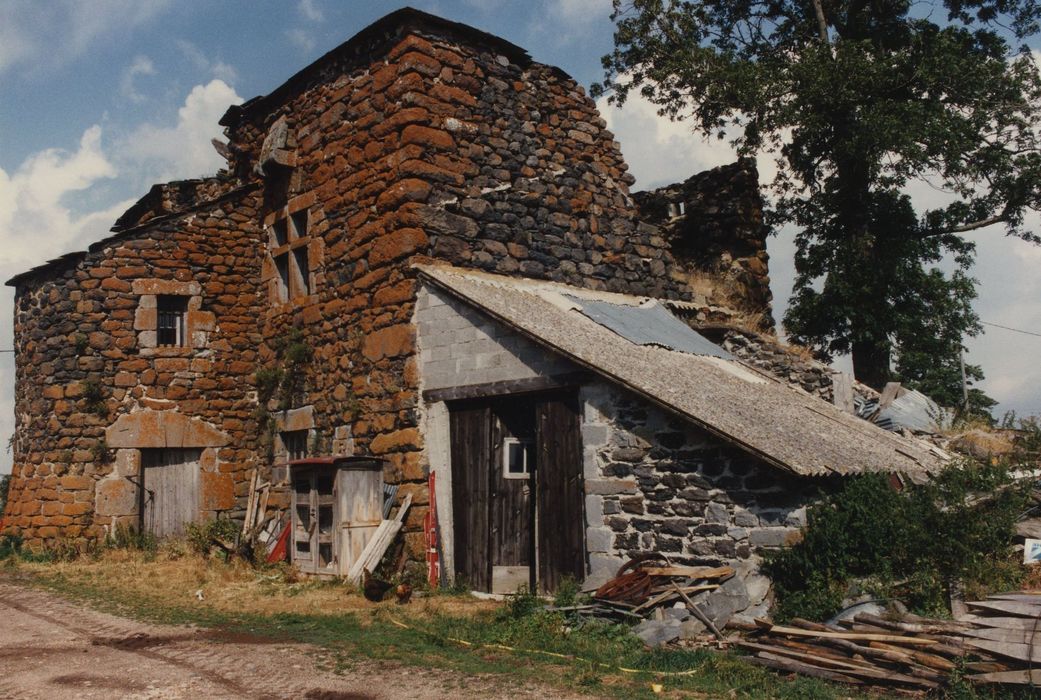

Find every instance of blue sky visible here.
[1,0,1039,473]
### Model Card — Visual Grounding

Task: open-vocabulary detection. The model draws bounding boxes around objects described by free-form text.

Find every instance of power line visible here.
[981,320,1041,338]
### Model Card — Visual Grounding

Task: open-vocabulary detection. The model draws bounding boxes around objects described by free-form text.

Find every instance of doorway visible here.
[140,448,202,537]
[291,465,337,577]
[449,392,584,593]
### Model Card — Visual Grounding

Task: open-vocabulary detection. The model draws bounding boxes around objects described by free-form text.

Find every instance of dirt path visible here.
[0,581,590,700]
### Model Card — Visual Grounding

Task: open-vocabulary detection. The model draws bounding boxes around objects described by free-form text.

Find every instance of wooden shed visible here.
[288,456,384,577]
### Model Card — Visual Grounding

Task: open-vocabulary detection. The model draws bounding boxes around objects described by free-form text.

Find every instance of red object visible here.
[424,471,439,588]
[266,521,291,564]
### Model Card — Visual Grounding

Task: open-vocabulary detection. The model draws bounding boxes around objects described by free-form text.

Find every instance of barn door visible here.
[450,404,492,591]
[141,448,201,537]
[449,392,583,594]
[536,394,585,592]
[489,403,535,593]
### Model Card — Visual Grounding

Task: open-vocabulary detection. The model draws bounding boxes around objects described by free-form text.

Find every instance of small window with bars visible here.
[156,296,188,347]
[282,429,309,460]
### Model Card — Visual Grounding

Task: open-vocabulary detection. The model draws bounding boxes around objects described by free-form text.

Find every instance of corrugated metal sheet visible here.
[565,295,733,359]
[874,390,952,433]
[416,264,948,480]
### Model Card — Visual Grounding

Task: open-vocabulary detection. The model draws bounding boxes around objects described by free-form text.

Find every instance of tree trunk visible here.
[852,337,891,391]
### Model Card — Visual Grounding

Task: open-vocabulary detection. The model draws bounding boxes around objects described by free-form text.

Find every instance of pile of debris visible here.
[571,555,742,647]
[737,592,1041,692]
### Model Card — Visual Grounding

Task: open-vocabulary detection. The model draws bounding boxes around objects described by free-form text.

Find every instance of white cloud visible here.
[0,0,172,77]
[119,79,242,183]
[119,55,156,103]
[298,0,324,22]
[0,79,247,473]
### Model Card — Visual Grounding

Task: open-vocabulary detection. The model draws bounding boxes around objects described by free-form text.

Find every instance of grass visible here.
[0,547,865,700]
[2,546,1024,699]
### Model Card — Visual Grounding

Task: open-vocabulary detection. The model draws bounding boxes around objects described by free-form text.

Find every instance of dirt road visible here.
[0,581,587,699]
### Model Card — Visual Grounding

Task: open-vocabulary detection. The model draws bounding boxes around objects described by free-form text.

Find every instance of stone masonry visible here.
[3,9,778,564]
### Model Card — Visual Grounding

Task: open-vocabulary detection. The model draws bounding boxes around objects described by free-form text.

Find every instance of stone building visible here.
[2,8,945,613]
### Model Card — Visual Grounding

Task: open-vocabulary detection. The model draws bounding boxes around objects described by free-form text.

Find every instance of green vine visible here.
[252,328,313,459]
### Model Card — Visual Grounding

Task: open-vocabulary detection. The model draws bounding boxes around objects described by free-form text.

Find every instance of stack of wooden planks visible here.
[587,555,735,636]
[736,592,1041,692]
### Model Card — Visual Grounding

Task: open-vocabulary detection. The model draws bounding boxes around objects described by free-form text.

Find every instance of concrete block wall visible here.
[416,283,577,391]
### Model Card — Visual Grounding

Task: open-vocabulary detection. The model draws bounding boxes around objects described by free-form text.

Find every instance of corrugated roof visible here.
[416,264,948,480]
[565,296,733,359]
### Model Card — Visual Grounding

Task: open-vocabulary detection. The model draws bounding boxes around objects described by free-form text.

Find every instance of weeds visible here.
[766,459,1031,620]
[185,518,241,558]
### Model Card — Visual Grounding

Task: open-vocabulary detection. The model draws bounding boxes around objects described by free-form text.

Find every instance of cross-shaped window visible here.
[268,209,312,302]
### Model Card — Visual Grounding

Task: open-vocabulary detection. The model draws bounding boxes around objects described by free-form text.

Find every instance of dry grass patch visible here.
[16,545,498,622]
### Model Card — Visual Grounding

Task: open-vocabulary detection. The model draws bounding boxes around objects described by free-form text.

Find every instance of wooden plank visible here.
[967,670,1041,685]
[765,624,939,646]
[643,565,735,579]
[966,600,1041,618]
[985,593,1041,603]
[831,372,855,413]
[536,393,584,593]
[489,401,534,580]
[962,615,1041,630]
[450,404,492,591]
[966,638,1041,663]
[756,651,937,689]
[742,654,862,685]
[672,581,723,640]
[423,372,590,403]
[242,469,258,535]
[963,626,1041,644]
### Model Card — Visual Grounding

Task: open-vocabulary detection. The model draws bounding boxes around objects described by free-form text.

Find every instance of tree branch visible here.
[811,0,829,42]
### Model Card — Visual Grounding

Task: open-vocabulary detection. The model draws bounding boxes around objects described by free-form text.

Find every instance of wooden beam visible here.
[422,372,591,404]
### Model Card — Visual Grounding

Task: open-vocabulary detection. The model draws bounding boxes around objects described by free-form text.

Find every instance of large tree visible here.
[595,0,1041,392]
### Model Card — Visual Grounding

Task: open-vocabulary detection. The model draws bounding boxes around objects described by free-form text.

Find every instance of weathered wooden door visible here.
[450,404,492,591]
[141,448,201,537]
[449,393,583,593]
[535,394,585,591]
[291,466,337,576]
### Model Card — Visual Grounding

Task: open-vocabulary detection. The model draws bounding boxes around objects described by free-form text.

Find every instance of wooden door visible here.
[292,467,337,576]
[489,401,535,593]
[536,394,585,592]
[141,448,201,537]
[450,404,492,591]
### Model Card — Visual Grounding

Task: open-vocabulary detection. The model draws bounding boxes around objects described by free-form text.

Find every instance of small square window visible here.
[283,430,309,460]
[156,296,188,347]
[503,437,533,479]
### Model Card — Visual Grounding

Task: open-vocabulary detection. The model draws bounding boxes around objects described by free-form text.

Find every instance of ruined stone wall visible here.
[3,184,265,547]
[635,160,772,328]
[580,382,822,620]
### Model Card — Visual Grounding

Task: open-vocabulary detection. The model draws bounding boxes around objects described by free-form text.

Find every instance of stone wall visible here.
[579,381,822,620]
[635,160,772,328]
[3,183,265,547]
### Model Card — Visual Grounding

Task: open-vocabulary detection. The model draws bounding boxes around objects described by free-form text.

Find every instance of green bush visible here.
[107,523,157,554]
[0,473,9,513]
[765,460,1031,621]
[185,518,240,557]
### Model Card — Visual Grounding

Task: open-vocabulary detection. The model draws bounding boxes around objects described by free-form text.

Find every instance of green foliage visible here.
[73,332,88,356]
[81,379,108,416]
[765,461,1031,620]
[90,438,113,465]
[552,575,583,608]
[107,523,157,554]
[596,0,1041,392]
[0,473,9,514]
[252,328,314,457]
[185,518,240,557]
[0,533,22,559]
[498,585,543,620]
